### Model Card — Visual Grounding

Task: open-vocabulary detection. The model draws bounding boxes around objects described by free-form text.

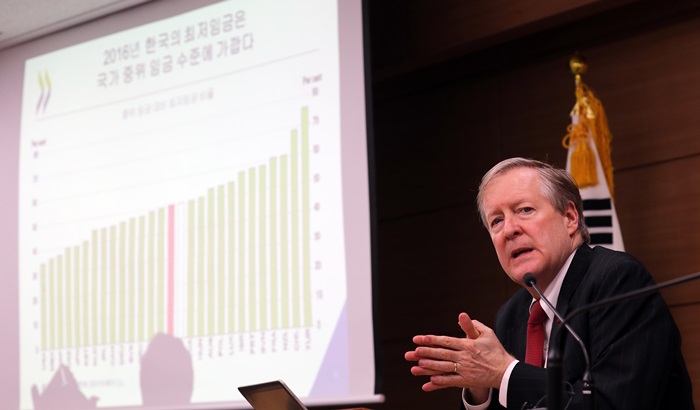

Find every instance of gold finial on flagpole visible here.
[569,53,587,86]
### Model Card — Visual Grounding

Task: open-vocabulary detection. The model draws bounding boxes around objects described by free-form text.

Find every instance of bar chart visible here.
[35,105,316,349]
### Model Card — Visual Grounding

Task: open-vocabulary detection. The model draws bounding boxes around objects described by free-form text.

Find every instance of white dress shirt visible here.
[463,249,576,409]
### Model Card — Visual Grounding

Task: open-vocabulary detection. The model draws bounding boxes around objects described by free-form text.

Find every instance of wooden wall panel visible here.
[401,0,626,56]
[572,15,700,169]
[496,57,579,162]
[615,157,700,304]
[373,77,502,220]
[378,206,506,340]
[368,2,700,409]
[378,339,463,410]
[369,0,638,78]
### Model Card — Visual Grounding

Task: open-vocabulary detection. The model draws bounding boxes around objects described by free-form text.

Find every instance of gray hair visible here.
[476,157,590,244]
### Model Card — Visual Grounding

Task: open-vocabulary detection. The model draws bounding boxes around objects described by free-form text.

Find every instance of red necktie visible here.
[525,300,548,367]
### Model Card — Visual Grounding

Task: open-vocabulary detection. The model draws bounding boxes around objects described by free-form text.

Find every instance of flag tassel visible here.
[562,79,616,200]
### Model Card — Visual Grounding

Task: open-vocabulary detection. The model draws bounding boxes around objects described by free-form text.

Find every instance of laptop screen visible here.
[238,380,308,410]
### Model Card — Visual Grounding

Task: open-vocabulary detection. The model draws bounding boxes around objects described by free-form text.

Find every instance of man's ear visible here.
[564,201,579,233]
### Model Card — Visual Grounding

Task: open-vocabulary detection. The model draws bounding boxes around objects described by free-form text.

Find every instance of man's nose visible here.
[503,215,521,239]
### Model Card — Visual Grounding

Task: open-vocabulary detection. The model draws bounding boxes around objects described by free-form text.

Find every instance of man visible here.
[404,157,693,409]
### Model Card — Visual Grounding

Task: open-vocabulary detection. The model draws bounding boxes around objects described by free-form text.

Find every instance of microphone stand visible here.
[525,273,592,410]
[547,327,564,410]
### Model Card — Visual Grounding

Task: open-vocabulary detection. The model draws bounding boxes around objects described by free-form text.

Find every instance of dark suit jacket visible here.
[468,244,694,410]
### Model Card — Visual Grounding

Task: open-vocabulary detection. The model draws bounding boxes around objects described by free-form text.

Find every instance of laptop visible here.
[238,380,308,410]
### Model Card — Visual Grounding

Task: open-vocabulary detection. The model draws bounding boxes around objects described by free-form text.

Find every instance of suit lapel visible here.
[503,289,531,361]
[551,244,593,375]
[556,244,592,317]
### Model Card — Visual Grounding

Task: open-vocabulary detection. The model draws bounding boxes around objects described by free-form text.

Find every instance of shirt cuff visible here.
[462,387,492,410]
[498,359,519,407]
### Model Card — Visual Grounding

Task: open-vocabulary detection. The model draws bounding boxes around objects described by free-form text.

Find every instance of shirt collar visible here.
[530,247,577,321]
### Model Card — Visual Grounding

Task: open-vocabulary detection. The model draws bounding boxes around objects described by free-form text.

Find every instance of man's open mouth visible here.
[512,248,532,258]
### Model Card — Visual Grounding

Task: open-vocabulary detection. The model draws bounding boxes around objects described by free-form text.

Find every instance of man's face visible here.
[481,167,579,290]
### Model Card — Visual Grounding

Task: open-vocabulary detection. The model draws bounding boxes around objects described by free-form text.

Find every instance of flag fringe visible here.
[562,81,615,199]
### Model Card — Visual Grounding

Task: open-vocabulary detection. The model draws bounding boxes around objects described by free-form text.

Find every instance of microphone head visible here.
[523,272,536,287]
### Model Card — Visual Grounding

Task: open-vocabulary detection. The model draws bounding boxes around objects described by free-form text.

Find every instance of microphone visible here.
[547,270,700,410]
[523,273,594,410]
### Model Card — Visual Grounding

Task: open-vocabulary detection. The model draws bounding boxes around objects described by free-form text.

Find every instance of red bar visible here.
[167,204,175,335]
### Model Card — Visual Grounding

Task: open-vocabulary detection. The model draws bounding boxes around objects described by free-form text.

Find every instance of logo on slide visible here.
[36,71,51,114]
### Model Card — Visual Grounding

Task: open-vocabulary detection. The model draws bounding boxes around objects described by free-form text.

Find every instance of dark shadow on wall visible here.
[140,333,194,406]
[31,332,194,409]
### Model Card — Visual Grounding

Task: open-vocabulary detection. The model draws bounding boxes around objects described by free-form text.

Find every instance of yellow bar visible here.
[280,155,289,328]
[198,197,205,337]
[269,158,278,329]
[249,167,257,332]
[301,106,312,326]
[48,261,55,350]
[238,171,246,332]
[208,188,216,336]
[57,255,64,349]
[82,241,89,347]
[148,211,155,340]
[101,228,108,345]
[129,218,136,342]
[73,246,80,348]
[138,216,146,341]
[110,225,117,344]
[158,208,166,334]
[65,249,72,348]
[41,264,47,350]
[291,130,300,327]
[218,184,226,334]
[228,182,236,333]
[92,230,99,345]
[119,221,126,343]
[188,200,196,337]
[259,164,267,331]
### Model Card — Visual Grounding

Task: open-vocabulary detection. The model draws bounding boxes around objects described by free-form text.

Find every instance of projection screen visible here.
[0,0,377,409]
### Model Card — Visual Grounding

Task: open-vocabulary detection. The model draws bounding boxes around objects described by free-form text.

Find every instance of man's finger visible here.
[410,366,443,377]
[458,312,480,339]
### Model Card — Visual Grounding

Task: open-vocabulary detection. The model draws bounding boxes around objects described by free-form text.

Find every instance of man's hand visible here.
[405,313,515,398]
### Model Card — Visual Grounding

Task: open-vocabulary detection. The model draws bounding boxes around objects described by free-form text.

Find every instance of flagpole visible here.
[562,52,625,251]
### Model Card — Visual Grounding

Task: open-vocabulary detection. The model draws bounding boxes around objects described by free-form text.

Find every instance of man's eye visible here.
[521,207,534,214]
[490,218,502,227]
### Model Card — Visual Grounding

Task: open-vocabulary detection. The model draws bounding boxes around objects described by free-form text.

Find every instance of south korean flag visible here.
[566,127,625,252]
